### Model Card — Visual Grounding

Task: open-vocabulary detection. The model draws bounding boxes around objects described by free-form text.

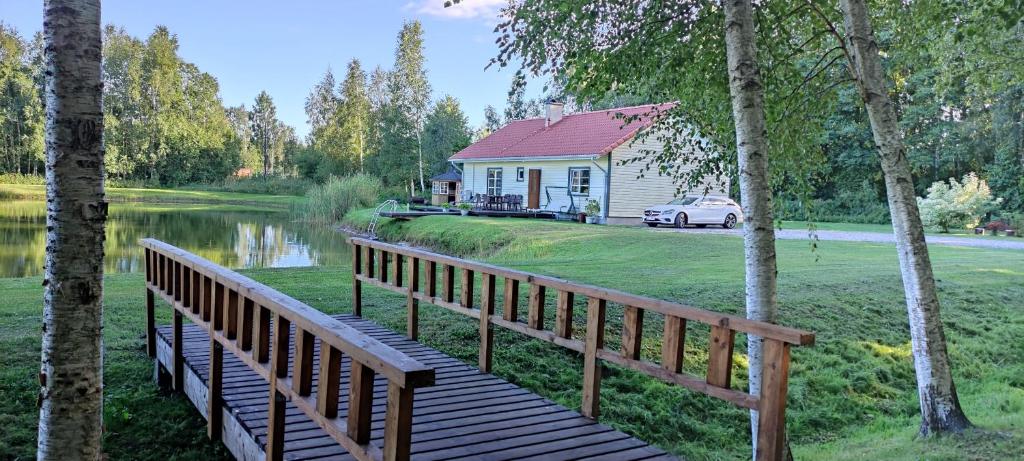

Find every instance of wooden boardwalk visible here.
[155,314,675,461]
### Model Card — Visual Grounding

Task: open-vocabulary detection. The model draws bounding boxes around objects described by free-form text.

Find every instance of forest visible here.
[1,4,1022,223]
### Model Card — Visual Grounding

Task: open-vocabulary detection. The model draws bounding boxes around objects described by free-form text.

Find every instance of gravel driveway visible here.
[652,226,1024,251]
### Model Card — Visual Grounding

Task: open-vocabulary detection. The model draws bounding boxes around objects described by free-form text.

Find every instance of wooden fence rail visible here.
[141,239,435,461]
[348,237,815,461]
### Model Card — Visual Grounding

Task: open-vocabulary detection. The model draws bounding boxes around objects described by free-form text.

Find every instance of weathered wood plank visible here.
[527,284,546,330]
[582,298,606,419]
[661,316,686,373]
[622,306,644,360]
[479,273,496,372]
[756,339,790,461]
[706,325,735,388]
[554,290,575,339]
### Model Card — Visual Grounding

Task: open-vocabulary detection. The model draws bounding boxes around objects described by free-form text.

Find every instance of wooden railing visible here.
[141,239,435,461]
[349,237,815,461]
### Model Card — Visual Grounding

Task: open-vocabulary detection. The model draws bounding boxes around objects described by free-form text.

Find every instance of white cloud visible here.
[405,0,506,21]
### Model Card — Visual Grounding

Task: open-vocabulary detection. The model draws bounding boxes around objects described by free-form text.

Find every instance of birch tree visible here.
[37,0,106,459]
[250,90,278,175]
[837,0,972,435]
[721,1,779,456]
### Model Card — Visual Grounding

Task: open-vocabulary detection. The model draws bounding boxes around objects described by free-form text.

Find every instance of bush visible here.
[918,172,1002,233]
[777,182,891,224]
[300,174,383,224]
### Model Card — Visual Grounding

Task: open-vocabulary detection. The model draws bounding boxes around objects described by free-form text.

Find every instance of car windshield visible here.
[667,197,700,206]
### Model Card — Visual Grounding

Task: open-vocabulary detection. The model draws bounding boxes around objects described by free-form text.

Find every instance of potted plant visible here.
[584,200,601,224]
[440,203,451,213]
[457,202,473,216]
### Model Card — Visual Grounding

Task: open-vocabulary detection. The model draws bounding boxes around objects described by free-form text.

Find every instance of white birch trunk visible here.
[722,1,780,457]
[417,130,425,193]
[839,0,971,436]
[38,1,106,459]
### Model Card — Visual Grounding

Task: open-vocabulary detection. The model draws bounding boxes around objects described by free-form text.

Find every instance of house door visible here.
[527,169,542,209]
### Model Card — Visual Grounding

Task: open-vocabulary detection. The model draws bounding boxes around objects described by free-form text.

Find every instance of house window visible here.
[487,168,503,195]
[431,181,440,194]
[568,167,591,195]
[516,167,525,182]
[439,181,449,195]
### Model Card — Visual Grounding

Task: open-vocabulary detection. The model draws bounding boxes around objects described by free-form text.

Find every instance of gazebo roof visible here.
[430,168,462,182]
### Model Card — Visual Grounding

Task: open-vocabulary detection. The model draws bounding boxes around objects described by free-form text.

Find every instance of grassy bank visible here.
[0,183,303,209]
[2,214,1022,459]
[341,211,1024,460]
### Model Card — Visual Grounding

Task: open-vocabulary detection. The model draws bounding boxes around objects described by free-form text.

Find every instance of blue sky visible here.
[3,0,538,139]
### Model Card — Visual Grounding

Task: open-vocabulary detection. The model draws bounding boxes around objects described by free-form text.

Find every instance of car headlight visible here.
[663,209,675,214]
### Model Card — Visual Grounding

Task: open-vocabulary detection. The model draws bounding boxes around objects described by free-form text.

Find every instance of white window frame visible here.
[516,167,525,182]
[487,168,503,196]
[439,181,449,195]
[431,181,440,194]
[568,167,591,196]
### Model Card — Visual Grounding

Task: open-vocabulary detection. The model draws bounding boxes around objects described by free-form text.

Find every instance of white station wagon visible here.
[642,196,744,229]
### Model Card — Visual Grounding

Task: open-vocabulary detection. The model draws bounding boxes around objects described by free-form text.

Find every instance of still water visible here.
[0,201,350,278]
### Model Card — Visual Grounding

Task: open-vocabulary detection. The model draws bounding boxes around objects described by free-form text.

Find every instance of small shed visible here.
[430,168,462,206]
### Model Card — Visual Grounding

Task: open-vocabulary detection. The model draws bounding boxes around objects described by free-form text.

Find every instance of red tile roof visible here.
[450,103,674,161]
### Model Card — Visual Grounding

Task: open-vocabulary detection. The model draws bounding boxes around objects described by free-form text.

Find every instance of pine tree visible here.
[305,67,338,144]
[250,91,279,175]
[423,95,472,176]
[336,59,371,172]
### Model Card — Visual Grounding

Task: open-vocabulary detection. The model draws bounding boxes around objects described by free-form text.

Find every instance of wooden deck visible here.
[155,314,675,461]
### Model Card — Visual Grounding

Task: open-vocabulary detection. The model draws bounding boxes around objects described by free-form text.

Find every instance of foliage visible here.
[0,25,44,176]
[422,95,472,177]
[584,199,601,215]
[918,173,1002,232]
[457,202,472,210]
[299,174,382,224]
[181,175,313,197]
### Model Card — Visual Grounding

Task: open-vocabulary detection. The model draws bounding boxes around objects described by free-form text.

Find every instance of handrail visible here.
[348,237,814,461]
[141,238,434,461]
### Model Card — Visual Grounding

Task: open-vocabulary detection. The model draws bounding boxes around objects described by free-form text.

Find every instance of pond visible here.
[0,201,350,278]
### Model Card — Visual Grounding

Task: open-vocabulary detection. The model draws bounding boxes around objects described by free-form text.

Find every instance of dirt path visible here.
[653,227,1024,251]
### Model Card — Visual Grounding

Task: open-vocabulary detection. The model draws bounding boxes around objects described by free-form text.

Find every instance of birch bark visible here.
[839,0,971,436]
[37,0,106,459]
[722,0,780,456]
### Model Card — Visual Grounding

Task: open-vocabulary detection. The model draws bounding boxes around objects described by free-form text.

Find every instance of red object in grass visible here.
[984,221,1013,232]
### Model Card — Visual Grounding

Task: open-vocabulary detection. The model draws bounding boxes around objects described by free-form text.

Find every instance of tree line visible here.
[298,20,474,195]
[0,23,299,185]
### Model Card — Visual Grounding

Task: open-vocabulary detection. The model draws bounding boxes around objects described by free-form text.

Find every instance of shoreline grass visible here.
[0,183,303,209]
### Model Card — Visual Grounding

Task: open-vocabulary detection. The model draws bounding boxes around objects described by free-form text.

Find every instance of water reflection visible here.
[0,201,348,278]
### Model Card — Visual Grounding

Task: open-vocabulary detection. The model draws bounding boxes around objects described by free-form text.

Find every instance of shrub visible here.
[182,175,314,196]
[300,174,382,224]
[918,172,1002,233]
[777,182,891,224]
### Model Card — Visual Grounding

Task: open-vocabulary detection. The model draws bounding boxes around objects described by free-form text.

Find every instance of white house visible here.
[450,101,728,224]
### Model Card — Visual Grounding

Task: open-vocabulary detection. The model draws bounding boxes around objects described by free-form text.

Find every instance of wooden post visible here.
[225,289,238,340]
[706,325,736,388]
[144,248,152,284]
[145,288,156,358]
[554,290,575,338]
[442,265,455,303]
[380,250,389,284]
[383,382,414,461]
[254,305,271,363]
[460,268,474,309]
[347,361,376,444]
[582,297,606,419]
[156,254,164,291]
[293,328,315,396]
[479,274,496,372]
[174,261,182,303]
[353,244,362,316]
[407,257,420,340]
[316,345,342,418]
[527,284,546,330]
[182,266,192,311]
[207,340,223,441]
[273,314,291,379]
[756,339,791,461]
[622,306,644,360]
[424,260,437,297]
[239,296,254,350]
[503,278,519,322]
[661,315,686,373]
[265,385,286,461]
[191,270,201,315]
[212,283,224,332]
[201,276,212,322]
[364,245,374,279]
[392,253,403,288]
[172,310,184,391]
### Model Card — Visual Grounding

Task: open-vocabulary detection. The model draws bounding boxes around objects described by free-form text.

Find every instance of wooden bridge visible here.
[141,238,814,461]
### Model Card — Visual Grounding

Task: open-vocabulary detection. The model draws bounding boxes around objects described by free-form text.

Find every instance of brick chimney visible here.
[545,100,564,127]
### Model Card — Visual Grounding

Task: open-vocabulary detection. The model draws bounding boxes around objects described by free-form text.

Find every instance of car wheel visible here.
[646,223,658,228]
[723,213,737,229]
[674,213,687,229]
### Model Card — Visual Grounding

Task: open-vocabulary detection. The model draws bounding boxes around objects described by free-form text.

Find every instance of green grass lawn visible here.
[2,212,1022,460]
[778,220,1022,241]
[0,183,304,209]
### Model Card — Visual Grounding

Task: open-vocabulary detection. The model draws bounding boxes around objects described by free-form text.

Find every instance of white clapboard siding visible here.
[461,159,608,214]
[608,129,728,218]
